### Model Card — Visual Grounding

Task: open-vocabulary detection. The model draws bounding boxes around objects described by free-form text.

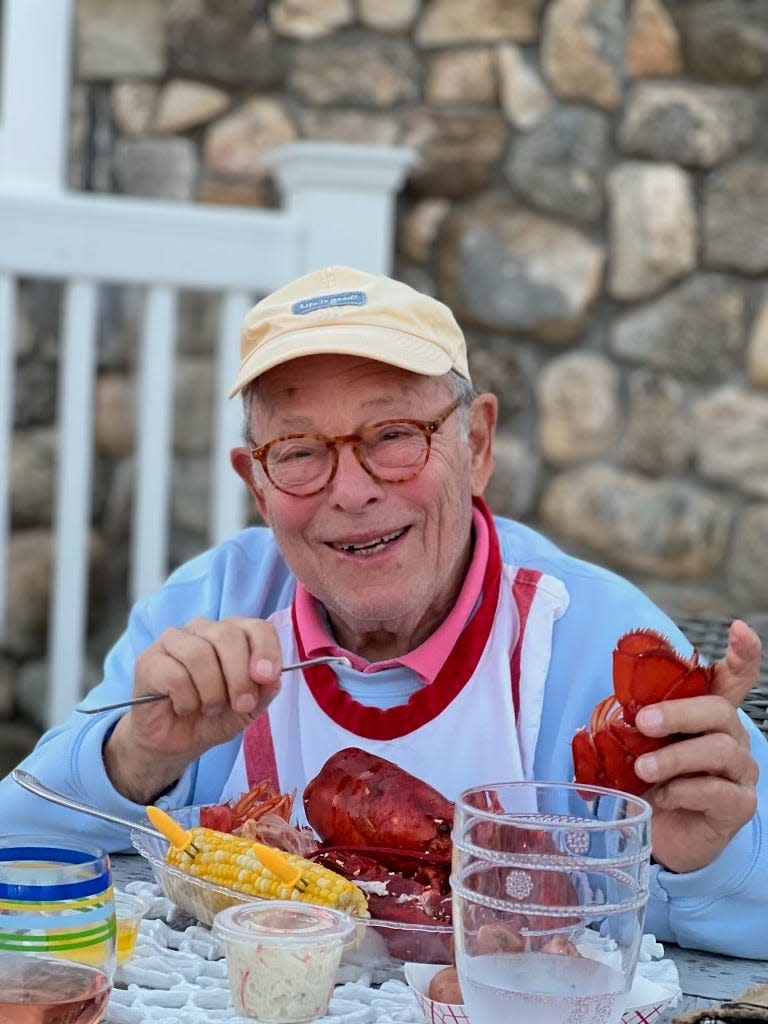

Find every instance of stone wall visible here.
[5,0,768,747]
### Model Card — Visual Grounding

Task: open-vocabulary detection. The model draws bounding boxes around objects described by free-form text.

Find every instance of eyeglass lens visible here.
[267,421,429,494]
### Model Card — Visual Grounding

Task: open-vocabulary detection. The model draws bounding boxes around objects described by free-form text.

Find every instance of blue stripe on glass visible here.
[0,846,102,865]
[0,873,112,901]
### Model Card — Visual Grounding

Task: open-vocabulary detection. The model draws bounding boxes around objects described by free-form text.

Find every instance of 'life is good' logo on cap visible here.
[291,291,367,315]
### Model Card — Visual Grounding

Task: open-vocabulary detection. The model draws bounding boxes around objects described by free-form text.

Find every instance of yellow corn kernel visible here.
[164,826,369,919]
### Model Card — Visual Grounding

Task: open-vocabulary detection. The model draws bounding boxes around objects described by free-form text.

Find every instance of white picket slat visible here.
[0,275,16,641]
[49,280,98,726]
[130,287,178,604]
[211,291,253,544]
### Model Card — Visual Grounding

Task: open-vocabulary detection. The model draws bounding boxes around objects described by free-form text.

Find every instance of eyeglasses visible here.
[250,398,462,497]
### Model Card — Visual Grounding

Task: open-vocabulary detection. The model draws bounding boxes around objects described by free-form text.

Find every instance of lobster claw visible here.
[573,629,715,796]
[613,629,711,726]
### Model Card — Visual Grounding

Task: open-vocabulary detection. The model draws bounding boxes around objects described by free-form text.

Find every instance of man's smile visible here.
[326,527,409,556]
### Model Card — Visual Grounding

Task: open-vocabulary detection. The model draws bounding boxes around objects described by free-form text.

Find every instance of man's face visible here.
[231,354,496,654]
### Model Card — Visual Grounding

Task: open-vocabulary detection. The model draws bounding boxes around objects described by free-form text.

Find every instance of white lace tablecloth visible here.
[107,882,422,1024]
[108,882,680,1024]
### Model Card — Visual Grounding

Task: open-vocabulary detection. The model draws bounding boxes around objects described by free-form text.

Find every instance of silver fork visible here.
[76,655,351,715]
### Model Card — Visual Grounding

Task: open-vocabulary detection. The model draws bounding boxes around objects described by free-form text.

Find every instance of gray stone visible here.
[704,159,768,273]
[747,293,768,388]
[101,458,135,545]
[95,375,136,458]
[290,35,420,108]
[505,106,609,223]
[620,371,692,475]
[0,658,16,720]
[484,435,540,520]
[541,0,625,110]
[4,531,54,657]
[641,582,734,622]
[77,0,165,79]
[358,0,420,31]
[619,83,755,167]
[174,358,215,455]
[537,353,619,464]
[113,138,198,201]
[541,466,731,578]
[626,0,683,78]
[416,0,544,45]
[270,0,354,39]
[728,505,768,609]
[607,162,696,300]
[403,109,508,197]
[694,387,768,497]
[10,428,57,527]
[426,49,497,104]
[203,99,297,181]
[177,293,217,357]
[438,193,605,342]
[611,274,746,379]
[68,86,88,190]
[497,44,552,129]
[13,360,58,430]
[111,83,158,136]
[464,333,537,427]
[153,80,230,134]
[297,109,401,145]
[168,6,285,87]
[680,0,768,83]
[399,200,451,263]
[171,456,212,536]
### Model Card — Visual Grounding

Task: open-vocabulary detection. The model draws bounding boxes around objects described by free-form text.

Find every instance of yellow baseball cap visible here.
[229,265,471,396]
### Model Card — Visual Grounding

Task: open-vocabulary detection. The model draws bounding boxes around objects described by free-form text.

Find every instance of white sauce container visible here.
[213,900,356,1022]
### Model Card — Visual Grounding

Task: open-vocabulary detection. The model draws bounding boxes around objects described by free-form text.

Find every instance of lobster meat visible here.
[572,628,714,796]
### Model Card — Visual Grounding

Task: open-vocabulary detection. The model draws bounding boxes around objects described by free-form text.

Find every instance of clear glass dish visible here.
[130,805,453,980]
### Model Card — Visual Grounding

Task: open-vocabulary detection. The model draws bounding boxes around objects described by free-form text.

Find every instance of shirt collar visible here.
[293,505,490,684]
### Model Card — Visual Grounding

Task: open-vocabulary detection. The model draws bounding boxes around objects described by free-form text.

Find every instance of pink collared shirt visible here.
[293,506,489,685]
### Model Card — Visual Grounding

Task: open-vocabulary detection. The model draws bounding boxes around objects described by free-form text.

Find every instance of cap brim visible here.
[229,324,456,397]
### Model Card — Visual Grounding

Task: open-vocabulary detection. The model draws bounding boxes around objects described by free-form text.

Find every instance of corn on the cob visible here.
[165,826,369,918]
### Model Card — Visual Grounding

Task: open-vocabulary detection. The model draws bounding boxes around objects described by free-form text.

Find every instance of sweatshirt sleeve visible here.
[0,594,197,850]
[643,715,768,959]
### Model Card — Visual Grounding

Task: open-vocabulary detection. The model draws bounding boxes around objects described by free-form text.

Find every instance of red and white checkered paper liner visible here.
[404,962,678,1024]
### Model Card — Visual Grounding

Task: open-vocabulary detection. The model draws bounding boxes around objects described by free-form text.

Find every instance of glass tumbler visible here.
[451,781,652,1024]
[0,835,116,1024]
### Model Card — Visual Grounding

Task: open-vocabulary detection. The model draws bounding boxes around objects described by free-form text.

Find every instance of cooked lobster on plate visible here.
[572,628,714,796]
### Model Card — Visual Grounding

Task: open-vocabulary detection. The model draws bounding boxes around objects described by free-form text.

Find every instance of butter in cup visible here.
[114,891,150,965]
[213,901,355,1023]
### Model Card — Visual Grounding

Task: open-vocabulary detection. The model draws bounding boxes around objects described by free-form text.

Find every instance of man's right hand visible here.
[103,616,282,804]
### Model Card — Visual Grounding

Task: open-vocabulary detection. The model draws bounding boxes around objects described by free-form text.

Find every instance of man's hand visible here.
[633,619,762,873]
[104,616,282,804]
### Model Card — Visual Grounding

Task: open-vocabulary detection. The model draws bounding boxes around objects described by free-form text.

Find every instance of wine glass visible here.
[451,781,652,1024]
[0,835,116,1024]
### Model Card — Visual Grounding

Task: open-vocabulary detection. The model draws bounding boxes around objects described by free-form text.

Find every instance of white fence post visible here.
[268,142,415,275]
[0,0,74,193]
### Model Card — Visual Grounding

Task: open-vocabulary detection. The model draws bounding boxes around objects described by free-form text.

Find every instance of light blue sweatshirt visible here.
[2,515,766,958]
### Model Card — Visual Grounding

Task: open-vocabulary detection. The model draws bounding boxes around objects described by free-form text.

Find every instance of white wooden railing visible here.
[0,0,413,727]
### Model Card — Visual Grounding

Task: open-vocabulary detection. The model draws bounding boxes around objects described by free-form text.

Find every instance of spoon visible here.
[76,655,351,715]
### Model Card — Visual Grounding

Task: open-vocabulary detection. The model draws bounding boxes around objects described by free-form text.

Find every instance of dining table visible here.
[109,852,768,1023]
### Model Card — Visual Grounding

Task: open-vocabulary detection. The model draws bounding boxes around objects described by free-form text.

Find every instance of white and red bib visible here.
[221,516,569,820]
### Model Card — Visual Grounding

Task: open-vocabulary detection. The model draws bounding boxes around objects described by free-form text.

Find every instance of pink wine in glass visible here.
[0,953,110,1024]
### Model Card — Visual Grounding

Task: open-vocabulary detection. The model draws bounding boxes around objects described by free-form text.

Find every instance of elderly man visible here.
[2,266,766,957]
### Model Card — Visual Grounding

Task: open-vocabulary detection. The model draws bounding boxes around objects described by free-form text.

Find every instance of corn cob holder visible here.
[147,805,368,918]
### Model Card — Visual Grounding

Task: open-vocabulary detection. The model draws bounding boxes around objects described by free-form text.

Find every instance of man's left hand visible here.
[633,619,762,873]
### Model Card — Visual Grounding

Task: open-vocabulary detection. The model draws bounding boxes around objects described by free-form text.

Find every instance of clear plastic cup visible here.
[213,901,355,1023]
[114,891,150,966]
